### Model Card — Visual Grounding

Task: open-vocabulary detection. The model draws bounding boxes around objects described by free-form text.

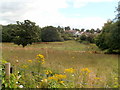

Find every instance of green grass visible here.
[1,40,118,88]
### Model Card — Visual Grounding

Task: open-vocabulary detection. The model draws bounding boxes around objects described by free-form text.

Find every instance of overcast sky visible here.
[0,0,119,29]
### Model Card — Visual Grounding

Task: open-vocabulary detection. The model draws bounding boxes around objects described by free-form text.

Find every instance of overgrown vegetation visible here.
[1,41,119,88]
[1,52,119,88]
[95,3,120,54]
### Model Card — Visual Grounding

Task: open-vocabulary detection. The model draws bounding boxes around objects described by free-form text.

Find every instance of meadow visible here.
[1,40,119,88]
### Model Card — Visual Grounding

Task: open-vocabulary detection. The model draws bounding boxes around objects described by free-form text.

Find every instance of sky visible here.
[0,0,119,29]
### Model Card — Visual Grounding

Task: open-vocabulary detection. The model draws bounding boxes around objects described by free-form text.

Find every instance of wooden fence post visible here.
[5,63,10,79]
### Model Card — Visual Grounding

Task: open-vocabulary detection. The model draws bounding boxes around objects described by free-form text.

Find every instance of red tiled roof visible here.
[65,30,77,33]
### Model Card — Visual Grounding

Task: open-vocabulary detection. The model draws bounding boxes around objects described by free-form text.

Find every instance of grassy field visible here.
[1,40,118,88]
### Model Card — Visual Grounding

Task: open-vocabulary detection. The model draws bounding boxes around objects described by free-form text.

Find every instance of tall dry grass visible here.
[2,41,118,88]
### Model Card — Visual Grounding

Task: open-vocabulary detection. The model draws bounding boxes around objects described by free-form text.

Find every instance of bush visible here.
[80,34,86,41]
[61,33,73,41]
[41,26,63,42]
[79,34,95,44]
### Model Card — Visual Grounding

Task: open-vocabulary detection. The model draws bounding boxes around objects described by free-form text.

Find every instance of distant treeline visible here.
[1,20,101,46]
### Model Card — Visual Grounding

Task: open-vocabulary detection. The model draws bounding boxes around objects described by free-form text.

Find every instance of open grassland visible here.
[1,40,118,88]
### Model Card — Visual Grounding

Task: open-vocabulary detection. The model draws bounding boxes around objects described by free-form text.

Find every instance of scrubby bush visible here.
[41,26,63,42]
[79,34,95,44]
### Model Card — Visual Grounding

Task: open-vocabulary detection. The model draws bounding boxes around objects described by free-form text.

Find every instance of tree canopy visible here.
[13,20,40,47]
[41,26,63,42]
[95,2,120,53]
[2,24,17,42]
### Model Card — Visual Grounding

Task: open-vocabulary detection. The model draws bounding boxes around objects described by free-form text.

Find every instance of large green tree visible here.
[95,2,120,53]
[13,20,40,47]
[41,26,63,42]
[95,20,112,50]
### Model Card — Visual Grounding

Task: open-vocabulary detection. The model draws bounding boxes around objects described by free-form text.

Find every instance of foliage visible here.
[95,34,108,50]
[2,55,119,88]
[80,34,86,41]
[89,28,95,33]
[57,26,64,34]
[13,20,41,47]
[61,33,73,41]
[95,20,120,53]
[81,28,85,32]
[65,26,71,30]
[2,24,17,42]
[2,41,119,88]
[56,26,73,41]
[80,34,95,43]
[41,26,63,42]
[86,29,90,32]
[95,2,120,53]
[96,28,101,33]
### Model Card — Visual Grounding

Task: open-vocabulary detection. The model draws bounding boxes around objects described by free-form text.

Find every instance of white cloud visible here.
[0,0,69,24]
[56,16,106,29]
[0,0,117,29]
[68,0,118,8]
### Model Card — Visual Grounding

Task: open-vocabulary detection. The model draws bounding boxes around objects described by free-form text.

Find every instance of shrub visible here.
[41,26,63,42]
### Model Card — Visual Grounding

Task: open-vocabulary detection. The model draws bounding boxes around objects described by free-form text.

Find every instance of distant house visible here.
[65,30,81,37]
[64,29,100,37]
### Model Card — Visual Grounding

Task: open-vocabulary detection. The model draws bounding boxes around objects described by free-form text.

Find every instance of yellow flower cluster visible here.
[48,74,66,81]
[59,81,64,84]
[54,74,66,79]
[45,70,52,75]
[41,79,48,83]
[27,60,32,63]
[94,77,100,80]
[80,68,91,73]
[48,76,58,81]
[36,54,45,64]
[64,68,75,73]
[36,54,44,59]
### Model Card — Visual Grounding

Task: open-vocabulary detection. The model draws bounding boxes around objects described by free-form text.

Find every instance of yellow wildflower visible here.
[45,70,52,75]
[36,54,45,64]
[94,77,100,80]
[54,74,66,79]
[27,60,32,63]
[36,54,44,59]
[41,61,45,64]
[59,81,64,84]
[48,76,58,81]
[41,79,48,83]
[81,68,91,73]
[48,74,66,81]
[64,68,75,73]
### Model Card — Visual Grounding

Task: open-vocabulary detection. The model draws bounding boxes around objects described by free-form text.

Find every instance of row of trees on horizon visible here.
[1,20,101,45]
